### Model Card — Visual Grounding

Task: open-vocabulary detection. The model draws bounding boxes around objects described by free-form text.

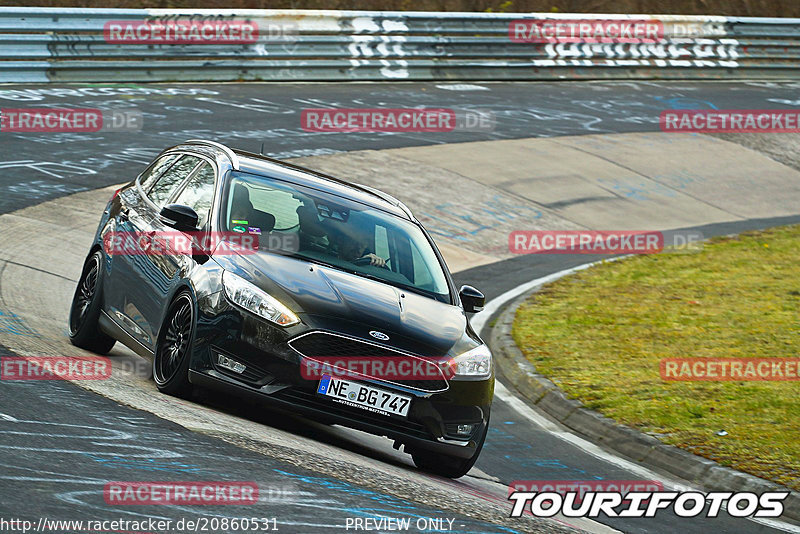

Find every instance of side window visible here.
[410,241,435,289]
[139,154,180,192]
[147,155,201,208]
[174,162,216,229]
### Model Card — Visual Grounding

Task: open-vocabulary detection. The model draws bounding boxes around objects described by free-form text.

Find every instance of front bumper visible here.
[189,295,493,458]
[189,368,489,459]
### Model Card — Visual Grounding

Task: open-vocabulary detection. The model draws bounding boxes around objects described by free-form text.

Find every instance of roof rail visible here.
[355,183,414,219]
[184,139,240,170]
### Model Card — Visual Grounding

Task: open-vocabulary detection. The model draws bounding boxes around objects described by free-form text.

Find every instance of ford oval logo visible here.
[369,330,389,341]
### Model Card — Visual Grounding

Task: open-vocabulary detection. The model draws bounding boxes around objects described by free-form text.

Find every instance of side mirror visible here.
[160,204,198,232]
[459,285,485,314]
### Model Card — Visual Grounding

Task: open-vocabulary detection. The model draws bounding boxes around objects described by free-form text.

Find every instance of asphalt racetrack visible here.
[1,81,800,534]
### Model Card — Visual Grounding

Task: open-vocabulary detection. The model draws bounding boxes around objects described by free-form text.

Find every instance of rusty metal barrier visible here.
[1,7,799,83]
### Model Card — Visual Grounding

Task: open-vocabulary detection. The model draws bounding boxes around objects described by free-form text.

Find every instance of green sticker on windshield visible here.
[232,226,246,233]
[231,219,249,225]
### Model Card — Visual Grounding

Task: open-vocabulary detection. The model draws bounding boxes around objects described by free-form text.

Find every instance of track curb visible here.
[489,284,800,524]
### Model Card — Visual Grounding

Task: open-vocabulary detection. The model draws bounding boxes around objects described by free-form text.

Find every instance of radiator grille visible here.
[288,331,448,393]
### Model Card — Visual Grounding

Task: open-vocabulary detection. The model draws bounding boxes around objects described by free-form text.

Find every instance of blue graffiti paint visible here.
[598,178,678,201]
[502,456,593,477]
[420,195,543,243]
[654,96,719,110]
[273,469,418,510]
[273,469,521,533]
[0,308,40,337]
[482,427,533,452]
[652,169,704,191]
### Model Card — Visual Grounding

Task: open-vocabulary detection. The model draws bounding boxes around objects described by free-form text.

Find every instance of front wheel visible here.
[68,250,116,354]
[153,291,195,398]
[411,421,489,479]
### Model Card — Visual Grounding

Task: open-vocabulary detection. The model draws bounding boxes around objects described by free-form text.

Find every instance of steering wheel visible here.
[353,256,390,269]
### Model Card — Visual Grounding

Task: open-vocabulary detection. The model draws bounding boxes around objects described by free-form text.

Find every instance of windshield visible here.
[222,171,451,303]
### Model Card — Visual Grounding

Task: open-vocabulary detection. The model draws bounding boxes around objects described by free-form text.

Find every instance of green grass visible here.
[512,225,800,490]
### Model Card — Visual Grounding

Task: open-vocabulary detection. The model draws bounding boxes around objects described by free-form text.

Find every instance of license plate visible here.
[317,374,411,417]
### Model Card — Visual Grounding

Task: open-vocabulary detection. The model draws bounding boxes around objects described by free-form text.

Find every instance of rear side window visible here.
[174,162,216,229]
[139,153,180,192]
[148,155,201,208]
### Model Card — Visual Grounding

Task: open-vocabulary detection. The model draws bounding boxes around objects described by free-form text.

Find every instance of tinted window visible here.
[139,153,180,191]
[148,155,201,207]
[375,225,390,259]
[250,187,300,230]
[224,180,300,234]
[226,172,450,302]
[174,162,216,229]
[411,239,437,291]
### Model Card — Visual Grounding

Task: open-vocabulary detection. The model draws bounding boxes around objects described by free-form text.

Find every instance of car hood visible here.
[223,252,467,354]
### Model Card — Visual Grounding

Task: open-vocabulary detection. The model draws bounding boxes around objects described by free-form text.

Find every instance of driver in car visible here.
[333,227,387,267]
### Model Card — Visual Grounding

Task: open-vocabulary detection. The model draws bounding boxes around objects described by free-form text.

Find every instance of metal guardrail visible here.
[1,7,800,83]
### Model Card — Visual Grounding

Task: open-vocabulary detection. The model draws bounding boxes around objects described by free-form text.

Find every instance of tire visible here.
[68,250,116,354]
[411,420,489,479]
[153,291,195,398]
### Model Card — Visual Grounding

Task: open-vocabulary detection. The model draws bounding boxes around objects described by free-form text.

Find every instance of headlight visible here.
[222,271,299,327]
[450,344,492,377]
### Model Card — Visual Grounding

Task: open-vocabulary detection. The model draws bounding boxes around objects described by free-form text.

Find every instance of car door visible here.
[136,157,219,351]
[104,152,180,343]
[109,154,204,349]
